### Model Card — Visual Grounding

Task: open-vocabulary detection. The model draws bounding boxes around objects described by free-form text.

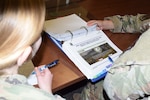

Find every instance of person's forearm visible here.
[104,14,149,33]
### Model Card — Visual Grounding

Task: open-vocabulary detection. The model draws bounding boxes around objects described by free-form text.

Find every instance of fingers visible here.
[35,66,52,77]
[34,65,46,76]
[35,67,40,76]
[43,67,53,77]
[87,20,98,26]
[87,20,103,30]
[35,66,53,93]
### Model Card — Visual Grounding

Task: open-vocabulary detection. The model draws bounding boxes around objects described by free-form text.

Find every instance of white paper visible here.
[62,30,122,79]
[27,73,38,85]
[44,14,87,34]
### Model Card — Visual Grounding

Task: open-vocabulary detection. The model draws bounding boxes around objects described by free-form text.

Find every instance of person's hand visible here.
[87,20,114,30]
[35,66,53,93]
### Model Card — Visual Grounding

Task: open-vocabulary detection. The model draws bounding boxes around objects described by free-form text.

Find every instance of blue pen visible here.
[108,56,114,63]
[31,59,59,75]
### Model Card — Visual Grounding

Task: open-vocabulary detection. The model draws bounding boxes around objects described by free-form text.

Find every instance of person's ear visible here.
[17,46,32,66]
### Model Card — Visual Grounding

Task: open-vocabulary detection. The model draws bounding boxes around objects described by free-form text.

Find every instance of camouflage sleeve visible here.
[104,14,150,33]
[0,74,66,100]
[103,29,150,100]
[75,29,150,100]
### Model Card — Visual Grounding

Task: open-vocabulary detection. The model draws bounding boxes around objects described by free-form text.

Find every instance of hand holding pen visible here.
[34,60,59,93]
[31,59,59,75]
[35,66,53,93]
[27,60,59,86]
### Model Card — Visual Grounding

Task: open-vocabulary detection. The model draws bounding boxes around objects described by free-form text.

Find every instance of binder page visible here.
[62,30,122,79]
[44,14,87,41]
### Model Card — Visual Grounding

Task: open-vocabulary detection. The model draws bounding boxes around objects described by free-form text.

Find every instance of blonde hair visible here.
[0,0,45,70]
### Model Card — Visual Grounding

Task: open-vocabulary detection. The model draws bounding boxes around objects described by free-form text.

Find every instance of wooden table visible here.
[32,3,141,93]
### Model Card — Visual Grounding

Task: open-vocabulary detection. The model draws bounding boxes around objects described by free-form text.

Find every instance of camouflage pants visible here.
[79,80,105,100]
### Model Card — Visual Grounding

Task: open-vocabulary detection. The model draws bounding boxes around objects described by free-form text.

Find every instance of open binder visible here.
[44,14,123,82]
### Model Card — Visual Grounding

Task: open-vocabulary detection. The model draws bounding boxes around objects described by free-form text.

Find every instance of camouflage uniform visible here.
[105,14,150,33]
[73,14,150,100]
[0,74,65,100]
